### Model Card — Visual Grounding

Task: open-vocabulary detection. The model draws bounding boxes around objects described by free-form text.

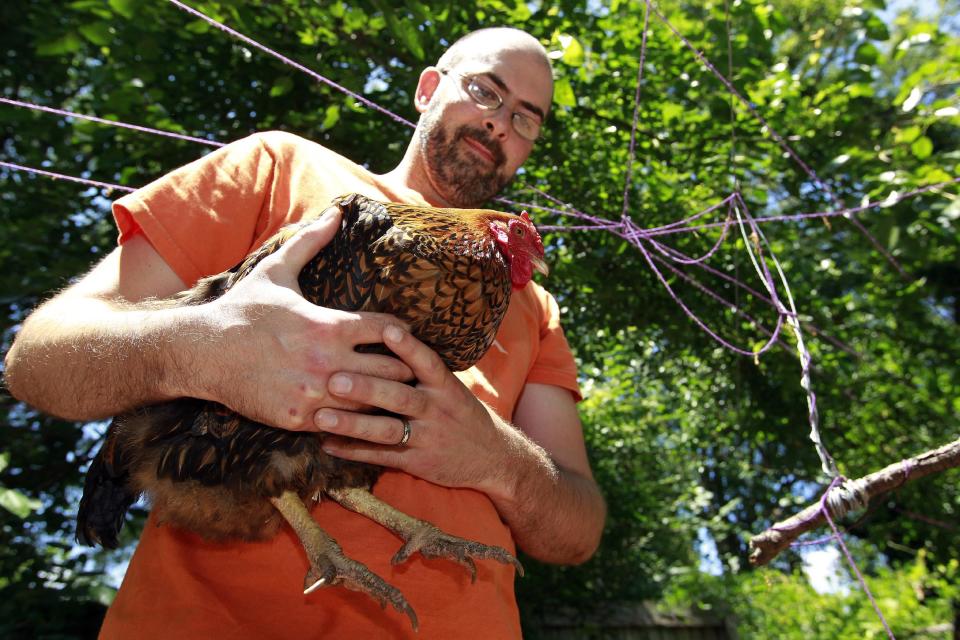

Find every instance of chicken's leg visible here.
[269,490,418,629]
[326,486,524,581]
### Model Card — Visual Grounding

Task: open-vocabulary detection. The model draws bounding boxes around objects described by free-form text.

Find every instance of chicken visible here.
[76,193,548,629]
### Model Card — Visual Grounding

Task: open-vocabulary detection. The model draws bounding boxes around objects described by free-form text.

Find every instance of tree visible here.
[1,0,957,636]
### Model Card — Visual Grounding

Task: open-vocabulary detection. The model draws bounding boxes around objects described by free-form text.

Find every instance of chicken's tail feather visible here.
[76,427,139,549]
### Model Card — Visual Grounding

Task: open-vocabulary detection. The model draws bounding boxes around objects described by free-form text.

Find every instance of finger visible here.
[353,353,415,382]
[262,204,343,274]
[315,410,407,445]
[328,373,427,417]
[321,435,406,469]
[325,310,410,346]
[382,325,448,385]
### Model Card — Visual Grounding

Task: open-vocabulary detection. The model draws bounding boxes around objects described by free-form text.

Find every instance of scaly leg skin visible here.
[269,490,418,630]
[326,486,524,582]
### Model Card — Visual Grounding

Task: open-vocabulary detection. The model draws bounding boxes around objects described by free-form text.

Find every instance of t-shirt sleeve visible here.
[111,133,279,286]
[527,285,582,402]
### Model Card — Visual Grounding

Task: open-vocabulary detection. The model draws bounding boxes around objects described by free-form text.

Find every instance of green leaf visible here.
[108,0,137,19]
[846,83,875,98]
[36,32,84,56]
[911,136,933,159]
[78,22,112,46]
[894,126,921,144]
[320,104,340,131]
[662,102,684,124]
[298,29,318,46]
[270,77,294,98]
[554,78,576,108]
[0,488,42,519]
[854,42,880,65]
[863,14,890,40]
[0,452,8,474]
[557,34,585,67]
[918,167,953,185]
[887,224,900,249]
[185,20,211,34]
[374,5,425,62]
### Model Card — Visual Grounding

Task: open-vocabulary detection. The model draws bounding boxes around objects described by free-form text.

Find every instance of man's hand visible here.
[314,325,505,491]
[182,208,413,430]
[315,325,606,564]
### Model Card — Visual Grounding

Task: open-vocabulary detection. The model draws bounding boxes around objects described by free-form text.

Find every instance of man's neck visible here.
[378,145,453,208]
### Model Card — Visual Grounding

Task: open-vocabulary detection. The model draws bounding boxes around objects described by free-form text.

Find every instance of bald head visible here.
[437,28,553,84]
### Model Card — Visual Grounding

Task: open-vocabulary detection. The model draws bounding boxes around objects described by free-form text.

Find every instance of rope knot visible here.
[824,476,869,519]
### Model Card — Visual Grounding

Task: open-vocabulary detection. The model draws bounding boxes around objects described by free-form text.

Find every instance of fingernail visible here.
[315,410,337,428]
[385,325,404,343]
[329,374,352,394]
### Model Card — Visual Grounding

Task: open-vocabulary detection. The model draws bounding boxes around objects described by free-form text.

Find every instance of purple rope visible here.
[646,2,906,278]
[650,251,793,353]
[165,0,416,130]
[772,478,893,638]
[817,478,897,639]
[499,199,618,226]
[645,178,960,237]
[901,459,913,482]
[736,193,839,476]
[0,161,134,193]
[515,176,960,244]
[643,201,734,265]
[0,97,224,148]
[622,215,787,356]
[620,0,653,221]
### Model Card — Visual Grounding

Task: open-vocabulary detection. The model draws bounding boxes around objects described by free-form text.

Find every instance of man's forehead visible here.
[454,49,553,112]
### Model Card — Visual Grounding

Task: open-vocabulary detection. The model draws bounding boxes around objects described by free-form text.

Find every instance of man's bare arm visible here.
[484,383,606,564]
[4,233,201,420]
[4,209,413,428]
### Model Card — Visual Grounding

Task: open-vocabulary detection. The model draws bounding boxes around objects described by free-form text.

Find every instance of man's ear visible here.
[414,67,442,114]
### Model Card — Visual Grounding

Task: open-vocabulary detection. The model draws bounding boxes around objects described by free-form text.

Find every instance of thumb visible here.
[262,204,343,277]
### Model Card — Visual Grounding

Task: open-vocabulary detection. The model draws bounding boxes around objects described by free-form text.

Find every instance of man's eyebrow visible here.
[485,72,546,121]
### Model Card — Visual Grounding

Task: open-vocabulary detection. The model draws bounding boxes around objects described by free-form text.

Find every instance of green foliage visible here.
[1,0,958,635]
[664,550,960,639]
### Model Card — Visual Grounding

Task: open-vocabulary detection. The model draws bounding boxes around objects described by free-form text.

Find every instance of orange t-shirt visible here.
[101,131,580,639]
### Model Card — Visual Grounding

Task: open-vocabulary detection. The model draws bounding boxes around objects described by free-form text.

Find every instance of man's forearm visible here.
[4,296,201,421]
[485,416,606,565]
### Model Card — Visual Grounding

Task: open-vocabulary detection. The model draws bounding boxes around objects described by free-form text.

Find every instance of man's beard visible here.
[420,120,511,207]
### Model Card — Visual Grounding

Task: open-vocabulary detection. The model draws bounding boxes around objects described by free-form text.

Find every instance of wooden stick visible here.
[749,437,960,566]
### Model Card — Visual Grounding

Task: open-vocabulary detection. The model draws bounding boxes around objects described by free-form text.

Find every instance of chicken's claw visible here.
[302,548,419,630]
[270,490,419,629]
[390,522,525,581]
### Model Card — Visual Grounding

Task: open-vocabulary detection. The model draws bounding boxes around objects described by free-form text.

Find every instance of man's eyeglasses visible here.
[439,70,542,142]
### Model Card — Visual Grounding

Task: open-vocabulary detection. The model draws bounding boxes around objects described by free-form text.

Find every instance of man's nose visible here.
[482,109,511,139]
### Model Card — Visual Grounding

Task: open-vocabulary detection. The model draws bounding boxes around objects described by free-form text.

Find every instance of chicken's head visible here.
[490,211,548,289]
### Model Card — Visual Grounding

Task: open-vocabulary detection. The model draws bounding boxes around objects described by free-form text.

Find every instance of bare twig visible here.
[749,437,960,566]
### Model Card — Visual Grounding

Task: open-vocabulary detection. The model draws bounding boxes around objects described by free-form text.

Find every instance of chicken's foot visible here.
[326,486,524,582]
[269,490,418,630]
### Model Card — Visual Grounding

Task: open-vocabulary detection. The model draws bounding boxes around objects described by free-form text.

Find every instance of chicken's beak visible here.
[532,255,550,277]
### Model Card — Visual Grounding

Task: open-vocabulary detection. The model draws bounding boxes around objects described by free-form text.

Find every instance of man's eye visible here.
[470,82,499,104]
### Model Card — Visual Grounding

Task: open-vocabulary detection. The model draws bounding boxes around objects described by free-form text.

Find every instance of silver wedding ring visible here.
[398,418,412,446]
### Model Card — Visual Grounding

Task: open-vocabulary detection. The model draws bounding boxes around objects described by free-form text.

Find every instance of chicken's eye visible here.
[512,226,524,236]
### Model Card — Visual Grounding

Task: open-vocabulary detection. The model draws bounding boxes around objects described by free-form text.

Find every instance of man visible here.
[4,27,605,638]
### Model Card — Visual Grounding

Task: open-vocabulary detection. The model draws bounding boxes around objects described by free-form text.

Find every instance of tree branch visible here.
[748,436,960,566]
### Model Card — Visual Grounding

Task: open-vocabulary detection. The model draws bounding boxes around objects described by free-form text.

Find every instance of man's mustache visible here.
[455,126,506,168]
